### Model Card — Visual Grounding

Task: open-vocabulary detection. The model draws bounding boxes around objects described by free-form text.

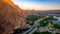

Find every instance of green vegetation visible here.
[26,15,42,21]
[48,16,60,29]
[26,15,43,25]
[48,16,58,20]
[33,31,52,34]
[55,33,60,34]
[39,19,49,27]
[54,24,60,29]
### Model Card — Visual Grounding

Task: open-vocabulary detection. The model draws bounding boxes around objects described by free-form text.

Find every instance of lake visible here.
[54,16,60,25]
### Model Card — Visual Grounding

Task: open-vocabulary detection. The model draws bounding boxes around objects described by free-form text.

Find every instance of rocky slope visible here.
[0,0,27,34]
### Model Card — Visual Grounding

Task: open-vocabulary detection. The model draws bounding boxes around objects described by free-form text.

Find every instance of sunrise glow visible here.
[12,0,60,10]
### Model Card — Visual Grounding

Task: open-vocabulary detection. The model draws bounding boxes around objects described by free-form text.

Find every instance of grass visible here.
[48,16,60,29]
[26,15,44,25]
[33,31,52,34]
[26,15,42,21]
[54,24,60,29]
[39,19,49,27]
[48,16,58,20]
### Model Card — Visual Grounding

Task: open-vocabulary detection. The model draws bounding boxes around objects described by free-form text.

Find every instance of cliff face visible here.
[0,0,26,34]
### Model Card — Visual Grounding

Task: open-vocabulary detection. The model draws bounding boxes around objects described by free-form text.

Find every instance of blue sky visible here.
[12,0,60,10]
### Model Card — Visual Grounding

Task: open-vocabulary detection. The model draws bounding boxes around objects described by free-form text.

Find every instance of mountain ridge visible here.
[0,0,27,34]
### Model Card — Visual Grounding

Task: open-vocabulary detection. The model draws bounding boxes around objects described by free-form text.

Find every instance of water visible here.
[54,16,60,25]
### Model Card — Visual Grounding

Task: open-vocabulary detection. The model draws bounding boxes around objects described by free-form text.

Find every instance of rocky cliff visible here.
[0,0,27,34]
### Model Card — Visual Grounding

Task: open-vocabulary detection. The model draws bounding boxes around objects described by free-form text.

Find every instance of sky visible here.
[12,0,60,10]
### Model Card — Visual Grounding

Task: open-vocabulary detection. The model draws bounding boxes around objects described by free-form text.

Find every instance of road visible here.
[23,16,49,34]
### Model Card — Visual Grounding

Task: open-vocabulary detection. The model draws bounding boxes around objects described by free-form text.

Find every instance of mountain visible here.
[40,10,60,14]
[0,0,27,34]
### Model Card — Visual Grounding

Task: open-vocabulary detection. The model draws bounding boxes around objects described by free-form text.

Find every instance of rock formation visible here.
[0,0,27,34]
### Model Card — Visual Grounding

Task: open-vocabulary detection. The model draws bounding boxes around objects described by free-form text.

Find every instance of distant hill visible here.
[28,10,60,14]
[0,0,27,34]
[43,10,60,14]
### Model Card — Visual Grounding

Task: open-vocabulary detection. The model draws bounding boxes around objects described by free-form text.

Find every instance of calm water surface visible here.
[54,16,60,25]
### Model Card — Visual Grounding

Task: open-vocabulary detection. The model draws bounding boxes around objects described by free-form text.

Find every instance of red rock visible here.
[0,0,27,34]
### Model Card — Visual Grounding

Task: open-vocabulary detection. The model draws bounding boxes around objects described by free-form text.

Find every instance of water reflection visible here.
[54,16,60,25]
